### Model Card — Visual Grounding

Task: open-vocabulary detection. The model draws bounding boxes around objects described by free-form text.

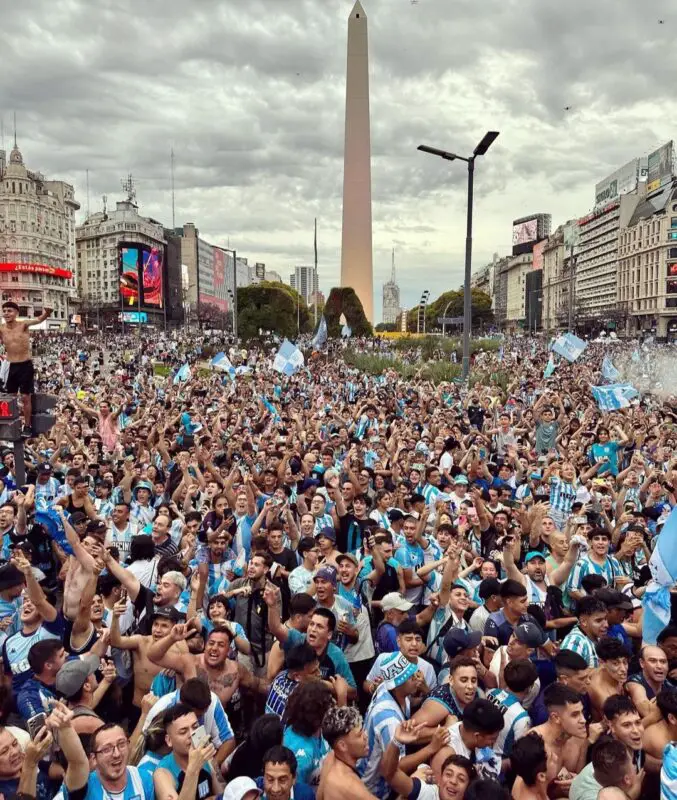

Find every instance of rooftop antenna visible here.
[120,173,136,204]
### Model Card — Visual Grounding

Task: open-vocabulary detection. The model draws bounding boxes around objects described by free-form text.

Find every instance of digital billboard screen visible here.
[512,219,538,247]
[142,246,164,307]
[120,245,141,307]
[647,141,673,193]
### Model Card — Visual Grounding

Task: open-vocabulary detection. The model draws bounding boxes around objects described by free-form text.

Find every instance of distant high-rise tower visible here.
[340,0,373,322]
[382,248,401,324]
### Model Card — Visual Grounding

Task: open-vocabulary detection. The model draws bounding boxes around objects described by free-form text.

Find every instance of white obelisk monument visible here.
[340,0,374,323]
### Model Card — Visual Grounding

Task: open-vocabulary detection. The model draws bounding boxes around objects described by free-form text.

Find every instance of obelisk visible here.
[340,0,373,323]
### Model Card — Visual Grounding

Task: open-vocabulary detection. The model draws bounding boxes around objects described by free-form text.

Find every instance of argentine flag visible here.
[273,339,305,376]
[662,743,677,800]
[211,352,236,379]
[591,383,639,412]
[643,506,677,645]
[551,332,587,362]
[312,316,328,350]
[173,363,191,384]
[601,355,620,382]
[543,354,556,378]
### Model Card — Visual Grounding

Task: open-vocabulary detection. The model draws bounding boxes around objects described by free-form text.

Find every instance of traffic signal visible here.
[32,393,57,436]
[0,395,22,440]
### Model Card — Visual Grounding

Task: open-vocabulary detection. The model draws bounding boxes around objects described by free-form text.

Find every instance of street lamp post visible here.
[418,132,499,380]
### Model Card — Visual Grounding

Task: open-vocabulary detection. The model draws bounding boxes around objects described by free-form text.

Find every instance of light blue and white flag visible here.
[260,395,281,422]
[543,354,556,378]
[551,333,587,362]
[591,383,639,412]
[273,339,305,376]
[235,365,251,376]
[341,325,352,339]
[211,352,236,379]
[312,316,328,350]
[601,355,620,382]
[173,363,191,384]
[643,507,677,645]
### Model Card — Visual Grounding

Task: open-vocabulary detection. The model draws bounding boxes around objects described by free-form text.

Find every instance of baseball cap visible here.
[388,509,405,523]
[454,475,469,485]
[37,463,53,474]
[336,553,359,567]
[380,592,413,613]
[299,478,320,494]
[443,628,482,659]
[595,588,633,611]
[316,526,336,543]
[379,651,419,690]
[86,520,107,536]
[69,511,88,525]
[524,551,547,564]
[55,654,100,699]
[0,563,25,591]
[151,607,185,624]
[222,777,262,800]
[314,566,338,586]
[514,621,547,648]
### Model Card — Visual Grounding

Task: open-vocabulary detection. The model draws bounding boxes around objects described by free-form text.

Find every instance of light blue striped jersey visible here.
[560,625,599,668]
[567,554,621,593]
[56,766,154,799]
[549,476,578,517]
[486,688,531,756]
[359,685,410,799]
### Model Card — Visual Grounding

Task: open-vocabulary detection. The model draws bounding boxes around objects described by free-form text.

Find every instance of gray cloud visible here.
[0,0,674,319]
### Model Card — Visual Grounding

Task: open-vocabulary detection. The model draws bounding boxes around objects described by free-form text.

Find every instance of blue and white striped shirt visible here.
[560,625,599,668]
[486,688,531,756]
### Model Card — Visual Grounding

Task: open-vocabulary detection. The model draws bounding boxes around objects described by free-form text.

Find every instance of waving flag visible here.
[173,363,191,384]
[260,395,281,422]
[211,352,236,380]
[591,383,639,412]
[312,316,328,350]
[601,355,620,382]
[273,339,305,376]
[643,507,677,644]
[551,333,587,362]
[543,354,556,378]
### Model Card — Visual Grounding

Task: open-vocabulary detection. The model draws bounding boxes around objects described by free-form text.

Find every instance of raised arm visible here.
[101,548,142,602]
[12,551,57,622]
[147,624,196,676]
[55,506,97,571]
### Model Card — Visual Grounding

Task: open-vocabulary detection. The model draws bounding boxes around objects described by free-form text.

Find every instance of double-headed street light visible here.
[418,131,499,380]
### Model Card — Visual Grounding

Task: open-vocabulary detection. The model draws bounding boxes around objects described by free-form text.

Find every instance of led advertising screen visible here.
[512,219,538,247]
[142,246,164,307]
[647,141,673,193]
[213,249,225,290]
[120,245,141,307]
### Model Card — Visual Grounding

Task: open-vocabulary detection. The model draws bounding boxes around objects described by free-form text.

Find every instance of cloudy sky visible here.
[1,0,675,319]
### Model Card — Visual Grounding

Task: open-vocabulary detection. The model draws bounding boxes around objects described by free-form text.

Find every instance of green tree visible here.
[405,289,493,333]
[375,322,397,332]
[237,281,311,340]
[324,287,373,337]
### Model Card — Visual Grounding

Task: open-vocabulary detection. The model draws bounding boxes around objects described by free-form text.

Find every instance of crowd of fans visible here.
[0,314,673,800]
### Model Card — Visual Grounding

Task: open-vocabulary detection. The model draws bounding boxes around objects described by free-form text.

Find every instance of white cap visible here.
[380,592,413,612]
[222,777,262,800]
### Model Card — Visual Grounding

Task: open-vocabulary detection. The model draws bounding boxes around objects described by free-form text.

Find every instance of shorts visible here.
[4,360,34,395]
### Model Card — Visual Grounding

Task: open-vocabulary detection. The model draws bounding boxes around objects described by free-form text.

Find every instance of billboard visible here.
[120,245,141,307]
[119,243,165,309]
[213,250,225,289]
[594,158,640,207]
[647,141,673,193]
[119,311,148,323]
[141,247,164,308]
[532,240,546,271]
[512,218,538,247]
[0,262,72,280]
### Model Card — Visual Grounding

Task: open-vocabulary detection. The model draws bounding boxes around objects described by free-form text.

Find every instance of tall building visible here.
[289,266,318,304]
[382,249,400,324]
[177,223,250,319]
[75,189,166,322]
[340,0,373,322]
[0,142,79,329]
[541,224,569,332]
[618,181,677,340]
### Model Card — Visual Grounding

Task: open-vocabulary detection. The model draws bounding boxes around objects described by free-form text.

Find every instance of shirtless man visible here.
[55,505,102,622]
[589,637,630,720]
[526,683,588,796]
[317,705,376,800]
[109,599,186,708]
[146,621,252,709]
[0,300,52,434]
[642,687,677,767]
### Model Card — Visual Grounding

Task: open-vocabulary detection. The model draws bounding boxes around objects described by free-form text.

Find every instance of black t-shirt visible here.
[337,513,370,553]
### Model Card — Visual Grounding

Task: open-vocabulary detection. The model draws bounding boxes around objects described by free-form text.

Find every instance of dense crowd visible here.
[0,305,674,800]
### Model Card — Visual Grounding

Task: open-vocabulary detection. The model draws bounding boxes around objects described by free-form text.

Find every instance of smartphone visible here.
[191,724,210,749]
[478,448,487,460]
[27,713,47,740]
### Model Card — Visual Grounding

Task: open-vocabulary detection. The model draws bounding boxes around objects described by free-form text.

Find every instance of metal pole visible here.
[13,439,25,486]
[462,158,475,380]
[232,249,238,340]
